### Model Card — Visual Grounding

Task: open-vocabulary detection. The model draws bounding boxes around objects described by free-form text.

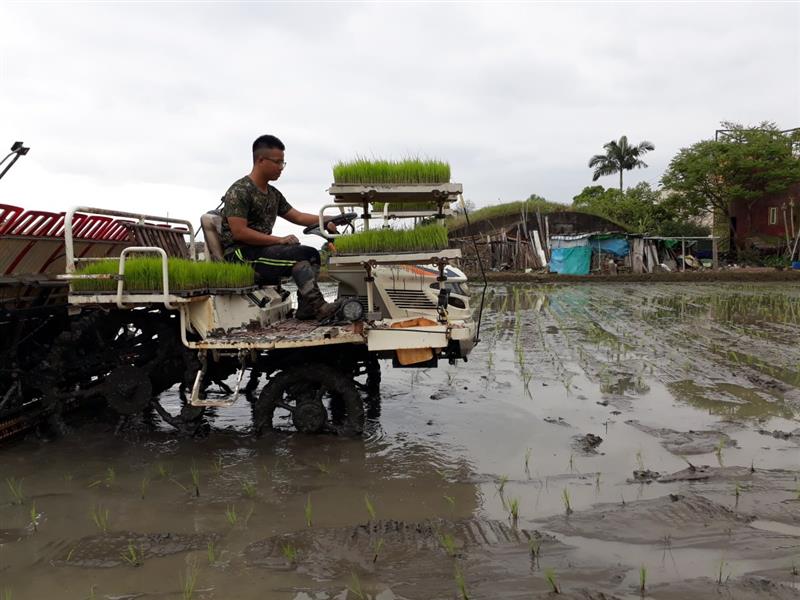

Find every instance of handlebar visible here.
[302,211,358,237]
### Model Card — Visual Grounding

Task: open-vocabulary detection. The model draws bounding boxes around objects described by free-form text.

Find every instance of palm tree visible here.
[588,136,655,191]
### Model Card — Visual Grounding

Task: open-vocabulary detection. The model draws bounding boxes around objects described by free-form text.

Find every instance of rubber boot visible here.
[293,261,338,321]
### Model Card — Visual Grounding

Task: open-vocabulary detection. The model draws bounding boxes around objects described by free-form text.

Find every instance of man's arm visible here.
[283,208,337,233]
[228,217,298,246]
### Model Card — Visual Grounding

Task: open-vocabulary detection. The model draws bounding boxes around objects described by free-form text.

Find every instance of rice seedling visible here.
[496,474,509,497]
[528,537,542,567]
[543,567,561,594]
[29,502,39,532]
[241,481,257,499]
[73,257,254,293]
[211,457,223,475]
[524,448,532,475]
[715,439,725,466]
[562,489,573,515]
[6,477,24,505]
[364,493,376,521]
[332,157,451,185]
[334,223,448,255]
[595,472,602,492]
[224,504,237,526]
[443,494,456,512]
[568,453,576,472]
[639,565,647,594]
[281,542,298,564]
[121,542,144,567]
[716,558,728,585]
[190,462,200,497]
[454,563,470,600]
[304,494,313,528]
[372,537,385,563]
[347,571,367,600]
[508,497,520,524]
[86,585,97,600]
[180,558,199,600]
[90,505,110,534]
[88,467,115,489]
[438,531,458,557]
[156,462,169,479]
[140,476,150,500]
[1,589,11,600]
[207,541,217,565]
[635,450,645,471]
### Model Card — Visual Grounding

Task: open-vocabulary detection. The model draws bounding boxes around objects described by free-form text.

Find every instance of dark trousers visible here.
[227,244,320,285]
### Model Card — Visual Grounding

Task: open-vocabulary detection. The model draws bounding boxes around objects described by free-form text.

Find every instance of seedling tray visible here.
[328,183,463,204]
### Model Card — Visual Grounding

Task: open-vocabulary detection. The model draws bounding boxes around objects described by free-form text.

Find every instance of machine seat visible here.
[200,210,290,289]
[201,211,225,262]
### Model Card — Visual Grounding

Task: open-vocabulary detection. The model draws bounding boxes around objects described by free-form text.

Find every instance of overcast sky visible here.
[1,2,798,240]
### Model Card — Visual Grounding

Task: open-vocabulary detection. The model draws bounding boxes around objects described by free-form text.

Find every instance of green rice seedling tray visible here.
[333,224,449,255]
[333,158,451,185]
[71,257,255,293]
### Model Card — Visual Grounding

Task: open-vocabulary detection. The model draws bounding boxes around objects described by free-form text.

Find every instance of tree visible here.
[572,183,710,236]
[661,121,800,250]
[588,136,655,191]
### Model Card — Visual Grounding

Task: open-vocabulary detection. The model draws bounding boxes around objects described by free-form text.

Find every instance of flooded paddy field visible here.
[2,282,800,599]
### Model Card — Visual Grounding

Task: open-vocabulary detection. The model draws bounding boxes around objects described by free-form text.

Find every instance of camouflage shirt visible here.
[220,176,293,254]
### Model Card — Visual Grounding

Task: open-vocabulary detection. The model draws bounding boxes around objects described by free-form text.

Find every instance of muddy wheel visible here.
[253,364,364,436]
[105,365,153,415]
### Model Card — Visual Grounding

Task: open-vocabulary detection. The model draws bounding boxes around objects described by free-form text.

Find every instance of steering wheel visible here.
[302,211,358,237]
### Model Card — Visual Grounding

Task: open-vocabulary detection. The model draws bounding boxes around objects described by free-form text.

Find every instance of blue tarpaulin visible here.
[594,237,629,257]
[550,246,592,275]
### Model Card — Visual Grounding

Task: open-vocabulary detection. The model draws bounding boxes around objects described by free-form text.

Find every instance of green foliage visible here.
[589,135,655,191]
[572,182,710,236]
[661,121,800,246]
[73,258,254,292]
[333,157,450,184]
[334,224,448,254]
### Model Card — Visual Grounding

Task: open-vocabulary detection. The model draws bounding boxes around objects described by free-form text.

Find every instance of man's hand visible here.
[325,221,338,235]
[281,235,299,245]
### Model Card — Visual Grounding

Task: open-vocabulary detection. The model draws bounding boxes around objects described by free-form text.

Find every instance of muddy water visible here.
[2,282,800,599]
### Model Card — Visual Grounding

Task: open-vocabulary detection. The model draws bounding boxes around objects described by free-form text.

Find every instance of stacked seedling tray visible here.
[327,158,463,320]
[328,158,462,221]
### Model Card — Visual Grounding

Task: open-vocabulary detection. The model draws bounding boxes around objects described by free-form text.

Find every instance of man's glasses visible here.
[263,157,287,168]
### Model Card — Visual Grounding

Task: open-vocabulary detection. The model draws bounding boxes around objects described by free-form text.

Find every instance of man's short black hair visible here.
[252,135,285,161]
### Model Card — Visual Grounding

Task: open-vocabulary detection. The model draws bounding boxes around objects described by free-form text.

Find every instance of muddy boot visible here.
[293,261,338,321]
